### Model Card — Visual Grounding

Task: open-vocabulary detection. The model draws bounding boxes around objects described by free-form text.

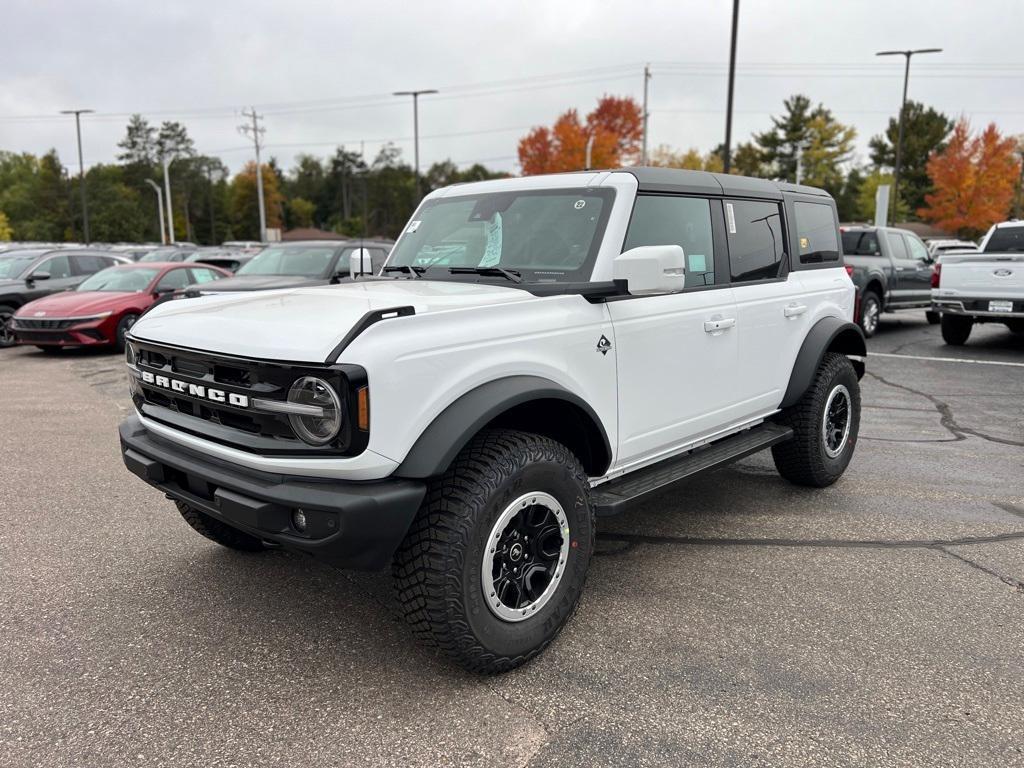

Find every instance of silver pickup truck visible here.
[932,221,1024,345]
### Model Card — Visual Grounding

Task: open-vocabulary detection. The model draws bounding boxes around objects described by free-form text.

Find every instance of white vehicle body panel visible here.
[934,253,1024,303]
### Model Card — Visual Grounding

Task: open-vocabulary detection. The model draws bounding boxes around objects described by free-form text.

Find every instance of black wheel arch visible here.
[394,375,613,479]
[781,317,866,409]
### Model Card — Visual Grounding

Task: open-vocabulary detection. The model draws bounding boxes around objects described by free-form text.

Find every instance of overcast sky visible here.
[2,0,1022,177]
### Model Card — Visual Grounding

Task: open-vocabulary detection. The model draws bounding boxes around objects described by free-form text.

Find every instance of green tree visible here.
[752,95,856,195]
[229,162,284,239]
[287,197,316,228]
[117,114,157,166]
[77,164,149,242]
[869,102,953,217]
[834,167,864,222]
[0,211,12,241]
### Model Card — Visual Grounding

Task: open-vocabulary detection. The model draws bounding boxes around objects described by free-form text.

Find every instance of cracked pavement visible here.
[1,309,1023,767]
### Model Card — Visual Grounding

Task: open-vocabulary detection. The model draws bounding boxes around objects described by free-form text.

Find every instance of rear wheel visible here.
[0,305,17,348]
[925,310,940,325]
[772,352,861,487]
[940,314,973,346]
[1006,319,1024,335]
[393,429,594,674]
[858,291,881,338]
[176,501,267,552]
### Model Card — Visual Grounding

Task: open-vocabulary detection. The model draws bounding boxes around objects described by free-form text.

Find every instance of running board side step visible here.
[591,423,793,516]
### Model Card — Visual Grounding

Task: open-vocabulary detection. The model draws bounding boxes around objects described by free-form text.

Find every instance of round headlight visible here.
[287,376,342,445]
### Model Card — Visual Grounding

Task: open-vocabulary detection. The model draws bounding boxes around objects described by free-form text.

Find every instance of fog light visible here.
[292,509,307,532]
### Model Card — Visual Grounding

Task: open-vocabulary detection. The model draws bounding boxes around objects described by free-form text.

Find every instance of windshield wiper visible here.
[448,266,523,283]
[382,264,426,278]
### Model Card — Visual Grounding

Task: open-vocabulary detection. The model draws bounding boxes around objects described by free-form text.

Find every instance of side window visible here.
[793,202,839,264]
[155,268,191,292]
[887,232,909,260]
[72,254,106,274]
[905,234,930,262]
[726,200,785,282]
[623,195,715,287]
[36,255,72,279]
[189,268,221,284]
[841,231,881,256]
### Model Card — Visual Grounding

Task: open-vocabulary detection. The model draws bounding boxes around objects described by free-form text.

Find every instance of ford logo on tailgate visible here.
[993,268,1013,277]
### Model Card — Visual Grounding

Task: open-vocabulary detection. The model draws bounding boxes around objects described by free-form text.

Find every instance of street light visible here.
[161,155,175,244]
[875,48,942,222]
[60,108,94,243]
[393,89,438,202]
[144,179,166,245]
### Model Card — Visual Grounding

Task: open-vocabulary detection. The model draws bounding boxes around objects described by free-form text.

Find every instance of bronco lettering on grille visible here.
[140,370,250,408]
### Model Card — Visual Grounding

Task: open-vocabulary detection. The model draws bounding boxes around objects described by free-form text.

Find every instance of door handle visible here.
[783,303,808,318]
[896,266,907,272]
[703,318,736,333]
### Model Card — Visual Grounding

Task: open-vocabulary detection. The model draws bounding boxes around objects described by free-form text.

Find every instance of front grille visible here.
[14,330,73,343]
[13,318,79,330]
[130,338,367,456]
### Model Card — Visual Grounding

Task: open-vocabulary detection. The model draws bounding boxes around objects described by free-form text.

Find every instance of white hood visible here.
[130,279,534,362]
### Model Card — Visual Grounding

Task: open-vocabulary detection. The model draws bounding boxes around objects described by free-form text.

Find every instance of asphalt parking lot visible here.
[2,310,1022,767]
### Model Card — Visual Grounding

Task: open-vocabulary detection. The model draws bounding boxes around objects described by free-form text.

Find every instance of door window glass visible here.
[72,254,107,274]
[189,268,221,284]
[726,200,785,282]
[841,230,881,256]
[35,255,72,279]
[155,268,191,292]
[905,234,929,261]
[793,202,839,263]
[623,195,715,287]
[887,232,909,260]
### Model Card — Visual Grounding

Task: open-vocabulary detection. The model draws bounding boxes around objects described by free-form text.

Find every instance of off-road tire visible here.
[925,310,940,325]
[0,304,17,348]
[114,314,138,353]
[772,352,860,487]
[392,429,594,674]
[941,314,973,346]
[176,500,267,552]
[858,291,881,338]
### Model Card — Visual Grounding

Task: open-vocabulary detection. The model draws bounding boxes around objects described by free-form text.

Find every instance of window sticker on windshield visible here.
[478,212,503,268]
[688,254,707,272]
[574,200,586,210]
[407,220,422,233]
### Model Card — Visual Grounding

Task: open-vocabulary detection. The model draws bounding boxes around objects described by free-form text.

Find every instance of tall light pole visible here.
[161,155,175,244]
[641,63,651,165]
[393,89,438,202]
[722,0,740,173]
[60,109,94,243]
[144,179,166,244]
[876,48,942,222]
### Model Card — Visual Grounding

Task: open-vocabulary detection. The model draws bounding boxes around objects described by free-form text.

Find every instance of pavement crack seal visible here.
[937,546,1024,593]
[865,370,1023,447]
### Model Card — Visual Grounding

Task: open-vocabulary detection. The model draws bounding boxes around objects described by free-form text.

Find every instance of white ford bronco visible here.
[119,168,866,673]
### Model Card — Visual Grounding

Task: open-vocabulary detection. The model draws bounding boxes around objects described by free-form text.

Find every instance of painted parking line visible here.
[871,352,1024,368]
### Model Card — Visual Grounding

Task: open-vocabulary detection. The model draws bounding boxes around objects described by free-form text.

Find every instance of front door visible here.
[885,231,931,306]
[608,194,741,471]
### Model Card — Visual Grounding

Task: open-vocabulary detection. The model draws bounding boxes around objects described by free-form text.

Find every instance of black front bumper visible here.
[119,416,426,570]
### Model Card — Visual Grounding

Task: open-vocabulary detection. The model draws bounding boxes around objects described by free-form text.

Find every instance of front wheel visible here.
[772,352,861,487]
[392,430,594,674]
[114,313,139,353]
[940,314,973,346]
[0,305,17,348]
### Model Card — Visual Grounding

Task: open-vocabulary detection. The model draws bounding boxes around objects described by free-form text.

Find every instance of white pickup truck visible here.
[932,220,1024,345]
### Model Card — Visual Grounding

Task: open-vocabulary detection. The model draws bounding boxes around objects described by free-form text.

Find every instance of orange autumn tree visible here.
[518,96,643,175]
[919,119,1020,238]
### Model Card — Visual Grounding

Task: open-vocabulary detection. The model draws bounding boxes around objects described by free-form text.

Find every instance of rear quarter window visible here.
[793,202,839,264]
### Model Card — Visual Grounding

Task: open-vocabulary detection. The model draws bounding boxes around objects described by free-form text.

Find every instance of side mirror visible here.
[349,248,372,278]
[612,245,686,295]
[28,271,51,284]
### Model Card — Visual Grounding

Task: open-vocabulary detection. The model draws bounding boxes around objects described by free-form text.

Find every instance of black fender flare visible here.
[394,375,612,479]
[781,317,866,408]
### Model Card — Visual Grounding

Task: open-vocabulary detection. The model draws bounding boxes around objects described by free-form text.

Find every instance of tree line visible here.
[1,97,1021,244]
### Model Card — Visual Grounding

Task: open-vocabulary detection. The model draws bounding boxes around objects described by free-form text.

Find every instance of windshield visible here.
[236,245,338,277]
[386,188,614,282]
[139,249,190,262]
[0,253,41,279]
[984,227,1024,252]
[78,267,160,292]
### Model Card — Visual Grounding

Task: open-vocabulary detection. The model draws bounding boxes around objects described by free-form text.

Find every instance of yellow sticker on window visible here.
[799,236,810,251]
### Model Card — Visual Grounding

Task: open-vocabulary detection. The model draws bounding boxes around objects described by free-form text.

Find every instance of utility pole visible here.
[144,179,166,244]
[239,107,267,241]
[585,134,595,171]
[161,155,175,244]
[205,163,216,244]
[876,48,942,223]
[722,0,740,174]
[60,109,94,243]
[641,64,651,165]
[393,89,438,203]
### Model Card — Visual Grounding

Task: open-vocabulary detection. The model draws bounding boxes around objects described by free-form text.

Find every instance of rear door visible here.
[608,193,740,470]
[728,198,811,418]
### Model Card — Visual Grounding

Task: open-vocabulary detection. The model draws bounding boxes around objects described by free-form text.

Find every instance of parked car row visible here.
[0,237,394,351]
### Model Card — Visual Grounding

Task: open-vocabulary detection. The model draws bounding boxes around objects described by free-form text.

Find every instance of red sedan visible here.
[11,262,230,352]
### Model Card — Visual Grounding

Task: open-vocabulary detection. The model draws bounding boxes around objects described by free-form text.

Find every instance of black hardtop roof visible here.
[617,167,831,200]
